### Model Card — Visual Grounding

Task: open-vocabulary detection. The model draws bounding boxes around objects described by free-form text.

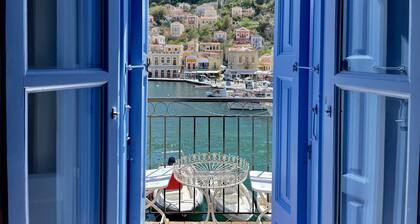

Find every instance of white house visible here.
[170,22,185,38]
[231,6,242,18]
[213,31,227,41]
[150,34,166,45]
[251,35,264,49]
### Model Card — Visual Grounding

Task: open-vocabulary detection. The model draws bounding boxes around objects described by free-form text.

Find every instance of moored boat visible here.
[153,157,204,212]
[211,183,253,221]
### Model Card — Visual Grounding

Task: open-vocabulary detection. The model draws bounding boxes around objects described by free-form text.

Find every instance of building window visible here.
[173,70,177,78]
[173,58,177,65]
[154,57,158,65]
[161,57,164,64]
[154,70,159,77]
[167,70,171,78]
[166,57,170,64]
[161,70,164,78]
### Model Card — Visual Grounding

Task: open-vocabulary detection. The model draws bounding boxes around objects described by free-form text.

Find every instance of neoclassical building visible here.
[148,44,184,78]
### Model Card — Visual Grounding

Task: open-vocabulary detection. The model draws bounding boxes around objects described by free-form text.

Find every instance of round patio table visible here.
[173,152,249,224]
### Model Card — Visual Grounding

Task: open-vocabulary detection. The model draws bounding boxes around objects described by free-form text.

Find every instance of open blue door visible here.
[321,0,420,223]
[5,0,124,223]
[272,0,309,223]
[126,0,149,222]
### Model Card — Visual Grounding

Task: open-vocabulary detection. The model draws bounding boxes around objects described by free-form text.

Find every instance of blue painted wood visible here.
[307,0,323,223]
[406,2,420,223]
[126,0,149,222]
[321,0,420,223]
[5,0,123,223]
[320,1,337,223]
[272,0,309,223]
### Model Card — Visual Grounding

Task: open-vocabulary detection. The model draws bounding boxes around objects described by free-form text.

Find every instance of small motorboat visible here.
[206,88,227,97]
[211,183,253,221]
[153,185,204,212]
[256,192,271,220]
[153,157,204,212]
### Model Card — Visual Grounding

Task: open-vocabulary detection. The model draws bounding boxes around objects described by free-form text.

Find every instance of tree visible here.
[150,6,167,26]
[198,25,213,42]
[241,0,253,8]
[187,27,199,40]
[238,18,259,31]
[215,16,231,30]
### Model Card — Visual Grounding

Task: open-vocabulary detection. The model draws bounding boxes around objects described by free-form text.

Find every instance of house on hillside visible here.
[235,27,252,44]
[258,54,273,71]
[170,22,185,38]
[195,4,215,16]
[251,35,264,49]
[243,8,255,17]
[184,14,199,28]
[213,31,227,41]
[199,42,222,52]
[227,46,258,70]
[200,16,218,26]
[178,3,191,11]
[231,6,242,18]
[150,34,166,45]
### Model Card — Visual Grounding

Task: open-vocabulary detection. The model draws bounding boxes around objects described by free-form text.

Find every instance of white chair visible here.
[145,167,173,224]
[249,170,272,223]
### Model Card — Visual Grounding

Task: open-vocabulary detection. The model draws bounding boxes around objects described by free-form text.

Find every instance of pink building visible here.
[235,27,251,44]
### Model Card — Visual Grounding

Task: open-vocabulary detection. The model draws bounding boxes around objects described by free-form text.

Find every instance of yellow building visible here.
[227,46,258,70]
[258,54,273,71]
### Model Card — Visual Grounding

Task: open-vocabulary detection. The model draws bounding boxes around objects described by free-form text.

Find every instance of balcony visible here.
[145,97,272,223]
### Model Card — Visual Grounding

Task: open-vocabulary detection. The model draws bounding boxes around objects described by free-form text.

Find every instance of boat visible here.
[153,185,204,212]
[254,88,273,98]
[211,183,253,221]
[245,79,255,90]
[228,102,267,110]
[153,158,204,212]
[206,88,227,97]
[255,192,271,220]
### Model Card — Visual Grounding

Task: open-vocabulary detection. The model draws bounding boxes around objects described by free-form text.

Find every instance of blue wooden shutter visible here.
[272,0,309,223]
[127,0,149,222]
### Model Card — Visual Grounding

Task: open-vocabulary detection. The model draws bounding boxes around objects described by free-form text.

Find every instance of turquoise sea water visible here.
[147,80,272,171]
[146,81,272,221]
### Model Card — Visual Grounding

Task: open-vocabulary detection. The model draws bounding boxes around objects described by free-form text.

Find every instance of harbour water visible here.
[147,80,272,170]
[146,80,272,221]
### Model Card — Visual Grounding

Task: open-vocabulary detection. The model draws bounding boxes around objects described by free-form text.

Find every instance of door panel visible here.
[272,0,309,222]
[321,0,419,223]
[28,87,103,224]
[341,0,408,75]
[5,0,122,223]
[339,91,408,224]
[27,0,104,69]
